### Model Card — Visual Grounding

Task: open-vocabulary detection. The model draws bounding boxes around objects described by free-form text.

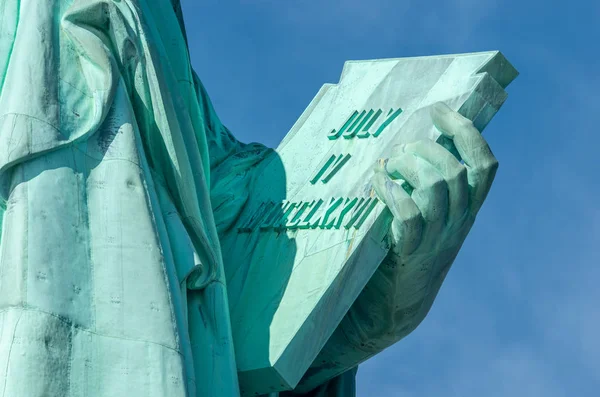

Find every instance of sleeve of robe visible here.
[0,0,245,395]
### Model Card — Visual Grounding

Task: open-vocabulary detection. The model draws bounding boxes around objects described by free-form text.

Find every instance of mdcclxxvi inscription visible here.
[238,197,380,233]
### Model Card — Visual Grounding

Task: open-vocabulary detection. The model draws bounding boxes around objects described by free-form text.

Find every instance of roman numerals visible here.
[238,197,380,233]
[310,154,351,184]
[239,105,402,234]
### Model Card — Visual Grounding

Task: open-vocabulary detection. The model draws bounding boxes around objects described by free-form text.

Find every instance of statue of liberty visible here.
[0,0,505,396]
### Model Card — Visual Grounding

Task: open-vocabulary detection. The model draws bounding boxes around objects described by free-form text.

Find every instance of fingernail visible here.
[393,144,407,154]
[374,158,387,173]
[430,102,455,138]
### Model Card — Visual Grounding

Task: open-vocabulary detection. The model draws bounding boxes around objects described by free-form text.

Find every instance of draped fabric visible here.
[0,0,246,395]
[0,0,360,395]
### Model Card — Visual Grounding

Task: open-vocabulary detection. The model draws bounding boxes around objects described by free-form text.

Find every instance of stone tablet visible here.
[221,51,518,395]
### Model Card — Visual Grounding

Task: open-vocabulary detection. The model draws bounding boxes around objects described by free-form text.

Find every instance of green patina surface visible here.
[0,0,517,396]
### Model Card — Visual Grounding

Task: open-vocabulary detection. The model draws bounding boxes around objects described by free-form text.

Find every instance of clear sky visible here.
[180,1,599,396]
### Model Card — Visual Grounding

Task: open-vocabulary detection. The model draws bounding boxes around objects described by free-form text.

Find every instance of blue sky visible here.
[180,1,599,395]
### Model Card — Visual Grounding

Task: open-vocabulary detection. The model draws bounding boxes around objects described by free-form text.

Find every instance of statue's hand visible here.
[371,101,498,306]
[291,103,500,389]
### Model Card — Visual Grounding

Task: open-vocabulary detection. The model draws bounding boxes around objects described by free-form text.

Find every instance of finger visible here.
[430,102,499,213]
[378,153,449,243]
[372,170,423,255]
[403,139,468,223]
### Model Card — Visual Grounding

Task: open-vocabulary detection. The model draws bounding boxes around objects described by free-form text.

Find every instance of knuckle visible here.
[457,116,475,130]
[429,177,448,194]
[397,199,422,223]
[480,158,499,179]
[449,165,467,183]
[483,157,499,172]
[403,209,422,226]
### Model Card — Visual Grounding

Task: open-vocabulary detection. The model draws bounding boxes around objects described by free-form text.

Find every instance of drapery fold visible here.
[0,1,362,395]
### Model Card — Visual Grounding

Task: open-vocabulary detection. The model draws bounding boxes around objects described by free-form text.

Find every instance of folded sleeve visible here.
[191,72,273,236]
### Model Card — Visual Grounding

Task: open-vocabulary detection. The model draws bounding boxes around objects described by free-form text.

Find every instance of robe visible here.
[0,0,395,395]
